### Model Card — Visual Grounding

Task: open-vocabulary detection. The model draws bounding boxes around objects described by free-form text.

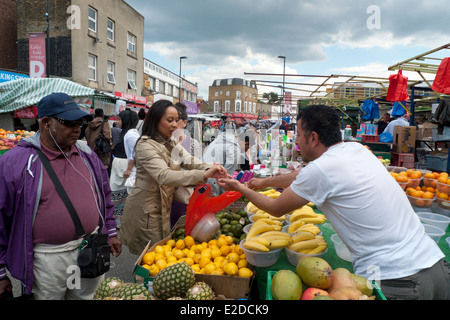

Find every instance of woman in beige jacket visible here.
[119,100,228,255]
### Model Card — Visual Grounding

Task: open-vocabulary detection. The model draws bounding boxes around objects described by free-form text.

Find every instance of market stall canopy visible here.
[0,78,95,114]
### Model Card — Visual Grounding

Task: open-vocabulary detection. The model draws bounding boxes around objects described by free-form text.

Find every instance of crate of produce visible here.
[391,152,414,168]
[361,135,379,143]
[364,142,391,152]
[373,152,391,160]
[426,154,448,172]
[266,270,386,300]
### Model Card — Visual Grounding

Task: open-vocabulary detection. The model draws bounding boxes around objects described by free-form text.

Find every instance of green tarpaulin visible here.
[0,78,95,113]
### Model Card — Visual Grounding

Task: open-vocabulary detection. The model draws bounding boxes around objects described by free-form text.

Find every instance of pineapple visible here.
[93,277,124,300]
[153,262,195,300]
[109,283,155,300]
[186,282,215,300]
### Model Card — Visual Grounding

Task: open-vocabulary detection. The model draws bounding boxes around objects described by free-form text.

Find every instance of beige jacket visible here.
[119,135,211,255]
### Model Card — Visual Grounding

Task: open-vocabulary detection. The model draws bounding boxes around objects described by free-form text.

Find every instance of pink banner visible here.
[29,32,46,78]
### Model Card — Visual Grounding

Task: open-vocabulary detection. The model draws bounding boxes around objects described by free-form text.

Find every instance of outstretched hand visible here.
[217,177,242,192]
[204,164,230,180]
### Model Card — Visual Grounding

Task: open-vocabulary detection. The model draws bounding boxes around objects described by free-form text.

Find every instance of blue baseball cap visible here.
[37,92,93,121]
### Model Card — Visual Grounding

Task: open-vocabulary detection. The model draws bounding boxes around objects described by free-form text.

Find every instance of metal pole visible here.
[179,56,187,101]
[46,0,50,77]
[278,56,286,119]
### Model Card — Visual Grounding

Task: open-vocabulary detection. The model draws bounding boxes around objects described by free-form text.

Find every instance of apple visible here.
[301,287,330,300]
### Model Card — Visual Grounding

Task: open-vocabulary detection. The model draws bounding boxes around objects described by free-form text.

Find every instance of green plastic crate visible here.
[266,270,386,300]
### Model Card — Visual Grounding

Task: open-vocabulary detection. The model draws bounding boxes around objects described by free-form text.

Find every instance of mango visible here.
[296,257,334,290]
[350,273,374,296]
[271,270,303,300]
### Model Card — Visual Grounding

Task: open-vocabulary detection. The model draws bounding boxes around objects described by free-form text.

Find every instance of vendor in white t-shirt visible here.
[218,105,448,300]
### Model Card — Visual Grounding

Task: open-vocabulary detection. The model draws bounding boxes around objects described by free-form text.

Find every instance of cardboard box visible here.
[417,123,437,140]
[392,126,416,154]
[133,216,254,300]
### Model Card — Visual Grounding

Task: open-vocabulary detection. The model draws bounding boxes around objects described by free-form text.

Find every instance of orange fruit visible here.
[406,169,414,176]
[431,180,438,188]
[425,187,435,193]
[395,175,408,183]
[424,172,435,179]
[423,191,434,199]
[410,172,421,179]
[415,199,426,207]
[438,192,449,200]
[433,172,440,179]
[437,176,448,184]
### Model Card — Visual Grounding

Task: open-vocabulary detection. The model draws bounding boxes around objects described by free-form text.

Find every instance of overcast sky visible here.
[125,0,450,99]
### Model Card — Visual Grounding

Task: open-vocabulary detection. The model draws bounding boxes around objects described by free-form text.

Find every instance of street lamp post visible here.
[278,55,286,120]
[179,56,187,101]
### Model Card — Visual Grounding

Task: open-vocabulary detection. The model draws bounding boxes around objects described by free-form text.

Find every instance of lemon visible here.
[212,269,224,276]
[225,236,234,245]
[175,239,186,250]
[182,248,190,256]
[154,245,164,254]
[220,245,231,256]
[142,252,155,265]
[184,235,195,248]
[154,253,165,262]
[191,264,201,273]
[186,249,196,259]
[185,257,194,266]
[200,248,212,259]
[199,256,211,268]
[214,256,225,265]
[166,239,176,248]
[156,259,167,270]
[226,252,240,264]
[148,264,159,276]
[224,262,238,276]
[167,256,177,264]
[208,239,218,248]
[204,263,216,274]
[210,247,222,259]
[193,253,202,264]
[238,259,248,269]
[238,267,253,278]
[167,260,177,267]
[233,245,244,255]
[164,250,174,258]
[217,237,228,247]
[172,248,184,259]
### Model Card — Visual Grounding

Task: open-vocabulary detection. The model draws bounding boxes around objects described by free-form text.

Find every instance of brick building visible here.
[0,0,18,69]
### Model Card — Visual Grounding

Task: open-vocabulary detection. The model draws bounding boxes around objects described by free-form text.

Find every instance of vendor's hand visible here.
[109,236,122,257]
[217,178,242,192]
[247,177,266,190]
[0,278,12,300]
[204,164,230,180]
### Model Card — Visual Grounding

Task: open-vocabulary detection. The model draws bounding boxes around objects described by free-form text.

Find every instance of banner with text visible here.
[29,32,46,78]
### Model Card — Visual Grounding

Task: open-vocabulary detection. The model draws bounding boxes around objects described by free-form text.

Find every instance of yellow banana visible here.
[266,192,281,199]
[243,240,270,252]
[258,235,292,244]
[259,189,276,195]
[297,217,326,224]
[306,202,315,206]
[253,218,283,226]
[257,231,292,239]
[246,202,257,213]
[268,239,291,249]
[246,223,278,239]
[288,238,324,252]
[305,243,328,254]
[289,207,316,222]
[291,230,316,243]
[296,224,321,235]
[287,220,305,233]
[254,237,271,247]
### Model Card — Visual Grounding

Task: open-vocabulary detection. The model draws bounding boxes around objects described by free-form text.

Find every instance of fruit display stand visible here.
[252,207,450,300]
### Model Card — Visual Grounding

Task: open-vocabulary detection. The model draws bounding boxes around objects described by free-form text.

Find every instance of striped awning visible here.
[0,78,95,114]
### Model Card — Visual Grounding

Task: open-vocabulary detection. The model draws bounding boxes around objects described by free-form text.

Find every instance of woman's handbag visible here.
[173,186,195,204]
[36,149,110,278]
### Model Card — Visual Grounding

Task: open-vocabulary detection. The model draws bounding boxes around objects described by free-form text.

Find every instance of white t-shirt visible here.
[290,142,444,280]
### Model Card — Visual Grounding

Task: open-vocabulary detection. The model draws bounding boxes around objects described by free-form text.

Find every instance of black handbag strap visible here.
[36,148,86,237]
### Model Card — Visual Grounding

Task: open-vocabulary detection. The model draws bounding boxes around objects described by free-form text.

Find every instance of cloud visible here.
[126,0,450,98]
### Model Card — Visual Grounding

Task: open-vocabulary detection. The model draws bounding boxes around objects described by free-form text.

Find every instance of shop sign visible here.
[14,106,37,119]
[114,91,147,105]
[0,71,29,83]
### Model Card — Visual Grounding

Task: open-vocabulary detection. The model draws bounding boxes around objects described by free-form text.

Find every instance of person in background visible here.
[218,105,448,300]
[136,108,146,135]
[119,100,229,255]
[222,116,237,135]
[109,110,139,228]
[84,108,113,170]
[170,102,202,227]
[376,112,391,134]
[0,93,121,300]
[383,112,410,136]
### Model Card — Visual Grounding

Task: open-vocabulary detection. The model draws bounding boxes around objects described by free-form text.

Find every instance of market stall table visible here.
[252,208,450,300]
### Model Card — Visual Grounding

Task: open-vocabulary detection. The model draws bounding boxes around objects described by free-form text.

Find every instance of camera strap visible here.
[35,148,86,238]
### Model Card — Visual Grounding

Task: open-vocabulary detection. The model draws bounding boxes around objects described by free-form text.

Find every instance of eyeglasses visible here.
[52,117,86,128]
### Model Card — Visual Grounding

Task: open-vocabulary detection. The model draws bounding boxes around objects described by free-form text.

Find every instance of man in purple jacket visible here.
[0,93,122,300]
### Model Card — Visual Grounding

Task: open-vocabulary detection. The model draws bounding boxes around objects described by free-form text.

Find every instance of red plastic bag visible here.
[185,184,242,236]
[386,70,410,102]
[431,57,450,94]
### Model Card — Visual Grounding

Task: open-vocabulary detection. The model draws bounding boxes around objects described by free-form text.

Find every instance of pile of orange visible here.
[390,169,423,188]
[403,171,450,207]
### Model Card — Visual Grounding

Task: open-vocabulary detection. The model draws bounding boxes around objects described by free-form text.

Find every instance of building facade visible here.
[209,78,258,115]
[16,0,144,97]
[0,0,18,70]
[143,58,198,112]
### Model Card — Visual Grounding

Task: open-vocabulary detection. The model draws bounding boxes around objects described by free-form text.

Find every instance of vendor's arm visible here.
[123,159,134,179]
[247,169,300,190]
[218,178,308,217]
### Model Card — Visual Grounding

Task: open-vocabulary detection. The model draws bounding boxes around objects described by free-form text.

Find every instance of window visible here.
[215,91,218,97]
[107,18,115,41]
[244,101,247,112]
[107,61,115,84]
[236,90,241,99]
[235,101,241,112]
[127,32,136,53]
[127,69,137,90]
[214,101,219,112]
[225,100,230,112]
[88,54,97,81]
[88,7,97,33]
[226,91,230,96]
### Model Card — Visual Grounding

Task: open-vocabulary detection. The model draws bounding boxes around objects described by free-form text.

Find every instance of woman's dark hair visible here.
[297,105,342,147]
[175,102,188,121]
[141,99,175,140]
[138,108,147,120]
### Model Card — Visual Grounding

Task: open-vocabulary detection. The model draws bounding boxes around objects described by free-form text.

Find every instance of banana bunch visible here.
[243,230,292,252]
[287,220,322,235]
[287,231,328,255]
[245,189,281,214]
[288,206,326,225]
[251,211,287,223]
[246,221,283,239]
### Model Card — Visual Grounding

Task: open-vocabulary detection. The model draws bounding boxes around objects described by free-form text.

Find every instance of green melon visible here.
[271,270,303,300]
